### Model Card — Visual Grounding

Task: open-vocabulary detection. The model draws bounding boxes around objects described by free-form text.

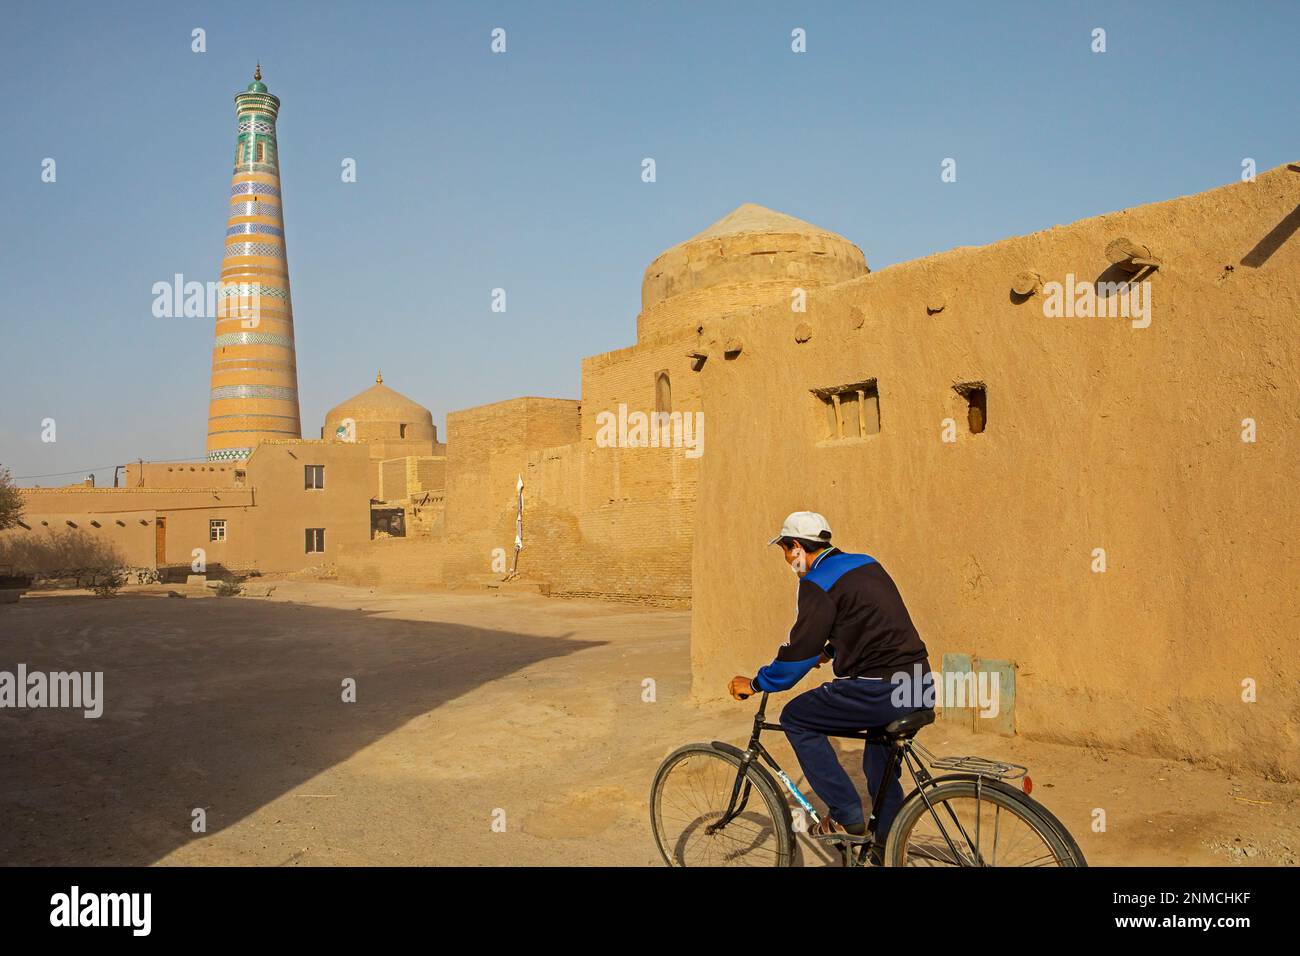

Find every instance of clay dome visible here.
[637,203,868,340]
[324,372,436,443]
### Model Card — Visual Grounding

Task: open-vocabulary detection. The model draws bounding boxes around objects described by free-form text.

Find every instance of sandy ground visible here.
[0,581,1295,867]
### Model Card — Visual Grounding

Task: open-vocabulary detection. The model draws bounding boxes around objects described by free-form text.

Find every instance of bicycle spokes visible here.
[652,748,791,866]
[899,789,1067,866]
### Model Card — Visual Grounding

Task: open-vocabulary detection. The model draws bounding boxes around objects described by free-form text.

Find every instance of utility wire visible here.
[9,456,207,481]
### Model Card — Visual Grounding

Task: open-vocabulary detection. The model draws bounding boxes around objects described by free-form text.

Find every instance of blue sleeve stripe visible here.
[754,655,821,692]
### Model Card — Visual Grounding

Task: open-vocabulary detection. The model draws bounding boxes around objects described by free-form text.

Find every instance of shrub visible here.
[91,569,125,598]
[0,527,127,588]
[0,467,22,533]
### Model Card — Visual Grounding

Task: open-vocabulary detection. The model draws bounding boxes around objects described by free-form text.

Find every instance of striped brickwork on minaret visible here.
[206,65,302,462]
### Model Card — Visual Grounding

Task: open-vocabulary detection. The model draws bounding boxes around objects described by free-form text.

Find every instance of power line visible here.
[8,456,207,481]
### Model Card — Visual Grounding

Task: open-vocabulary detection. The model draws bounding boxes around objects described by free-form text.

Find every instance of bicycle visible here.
[650,691,1086,867]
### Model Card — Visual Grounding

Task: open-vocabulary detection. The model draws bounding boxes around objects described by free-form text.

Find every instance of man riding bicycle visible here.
[728,511,933,857]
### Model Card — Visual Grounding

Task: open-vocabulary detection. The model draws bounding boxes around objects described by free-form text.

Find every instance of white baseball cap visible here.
[768,511,833,546]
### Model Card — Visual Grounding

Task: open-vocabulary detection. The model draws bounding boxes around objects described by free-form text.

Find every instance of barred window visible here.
[813,379,880,441]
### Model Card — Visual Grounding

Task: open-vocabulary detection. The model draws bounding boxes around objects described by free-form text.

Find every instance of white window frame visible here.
[209,519,227,542]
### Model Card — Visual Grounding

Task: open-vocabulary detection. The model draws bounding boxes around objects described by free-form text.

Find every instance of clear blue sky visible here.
[1,0,1295,485]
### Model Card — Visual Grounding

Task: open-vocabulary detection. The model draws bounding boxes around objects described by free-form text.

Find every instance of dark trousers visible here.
[780,675,928,839]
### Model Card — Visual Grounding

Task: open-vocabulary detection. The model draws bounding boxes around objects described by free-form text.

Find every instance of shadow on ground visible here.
[0,595,601,865]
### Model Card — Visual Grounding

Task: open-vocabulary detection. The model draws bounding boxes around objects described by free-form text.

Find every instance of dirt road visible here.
[0,582,1294,866]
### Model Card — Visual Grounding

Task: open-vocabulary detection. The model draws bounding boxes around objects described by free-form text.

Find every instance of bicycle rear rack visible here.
[912,742,1028,781]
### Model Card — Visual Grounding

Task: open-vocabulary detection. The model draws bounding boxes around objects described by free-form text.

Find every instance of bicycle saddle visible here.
[875,708,936,738]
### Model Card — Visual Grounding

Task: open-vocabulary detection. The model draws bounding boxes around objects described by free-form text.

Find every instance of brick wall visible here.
[443,398,581,583]
[332,536,444,589]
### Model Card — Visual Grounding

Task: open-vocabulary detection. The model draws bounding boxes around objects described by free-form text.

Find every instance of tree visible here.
[0,467,23,532]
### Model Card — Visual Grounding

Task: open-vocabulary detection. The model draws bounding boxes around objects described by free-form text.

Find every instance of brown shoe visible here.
[811,817,869,841]
[810,817,846,838]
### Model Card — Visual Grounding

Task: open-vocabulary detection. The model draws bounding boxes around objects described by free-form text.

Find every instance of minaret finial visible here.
[254,62,262,82]
[376,370,383,384]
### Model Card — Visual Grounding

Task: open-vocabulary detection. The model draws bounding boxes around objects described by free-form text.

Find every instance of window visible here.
[655,371,672,414]
[209,519,227,542]
[954,382,987,434]
[400,423,407,439]
[813,379,880,441]
[256,142,265,162]
[305,528,325,553]
[305,464,324,489]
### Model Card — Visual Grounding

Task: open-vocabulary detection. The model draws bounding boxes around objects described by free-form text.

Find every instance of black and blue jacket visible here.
[753,547,930,692]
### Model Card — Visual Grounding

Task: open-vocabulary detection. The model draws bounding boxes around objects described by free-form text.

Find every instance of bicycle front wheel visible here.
[650,743,794,867]
[886,777,1083,867]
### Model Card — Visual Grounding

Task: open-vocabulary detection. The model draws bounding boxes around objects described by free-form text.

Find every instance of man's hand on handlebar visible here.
[728,675,756,701]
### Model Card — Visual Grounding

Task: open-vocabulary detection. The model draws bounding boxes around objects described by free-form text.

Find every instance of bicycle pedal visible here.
[813,831,871,845]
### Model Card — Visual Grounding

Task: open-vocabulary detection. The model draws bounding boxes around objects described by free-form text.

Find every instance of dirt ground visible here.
[0,581,1295,867]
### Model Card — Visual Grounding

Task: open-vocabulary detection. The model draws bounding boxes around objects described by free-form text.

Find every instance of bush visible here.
[0,527,127,588]
[0,467,22,533]
[91,569,125,598]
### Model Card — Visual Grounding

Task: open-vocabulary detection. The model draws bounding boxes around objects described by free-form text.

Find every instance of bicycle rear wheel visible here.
[650,743,794,867]
[885,777,1083,867]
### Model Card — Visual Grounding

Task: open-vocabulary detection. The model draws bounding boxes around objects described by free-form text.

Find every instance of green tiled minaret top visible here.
[245,63,267,93]
[233,64,280,175]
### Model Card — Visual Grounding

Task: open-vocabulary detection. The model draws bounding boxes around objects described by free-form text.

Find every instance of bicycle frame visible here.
[710,692,993,866]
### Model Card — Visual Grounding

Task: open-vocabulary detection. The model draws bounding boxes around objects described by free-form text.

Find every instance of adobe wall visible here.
[515,439,694,605]
[690,164,1300,777]
[332,536,444,589]
[442,398,581,583]
[436,335,704,605]
[379,455,446,501]
[146,503,254,570]
[0,507,155,571]
[406,491,444,537]
[7,487,255,569]
[578,330,702,438]
[242,440,372,571]
[542,330,703,604]
[10,441,374,574]
[124,461,242,489]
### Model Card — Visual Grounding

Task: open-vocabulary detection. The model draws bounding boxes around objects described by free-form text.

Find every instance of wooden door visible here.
[155,516,166,566]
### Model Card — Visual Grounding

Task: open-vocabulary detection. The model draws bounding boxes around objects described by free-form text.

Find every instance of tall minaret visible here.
[206,65,302,462]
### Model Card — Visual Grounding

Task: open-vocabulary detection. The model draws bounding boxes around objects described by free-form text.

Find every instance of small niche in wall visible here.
[812,379,880,441]
[655,370,672,413]
[954,382,987,434]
